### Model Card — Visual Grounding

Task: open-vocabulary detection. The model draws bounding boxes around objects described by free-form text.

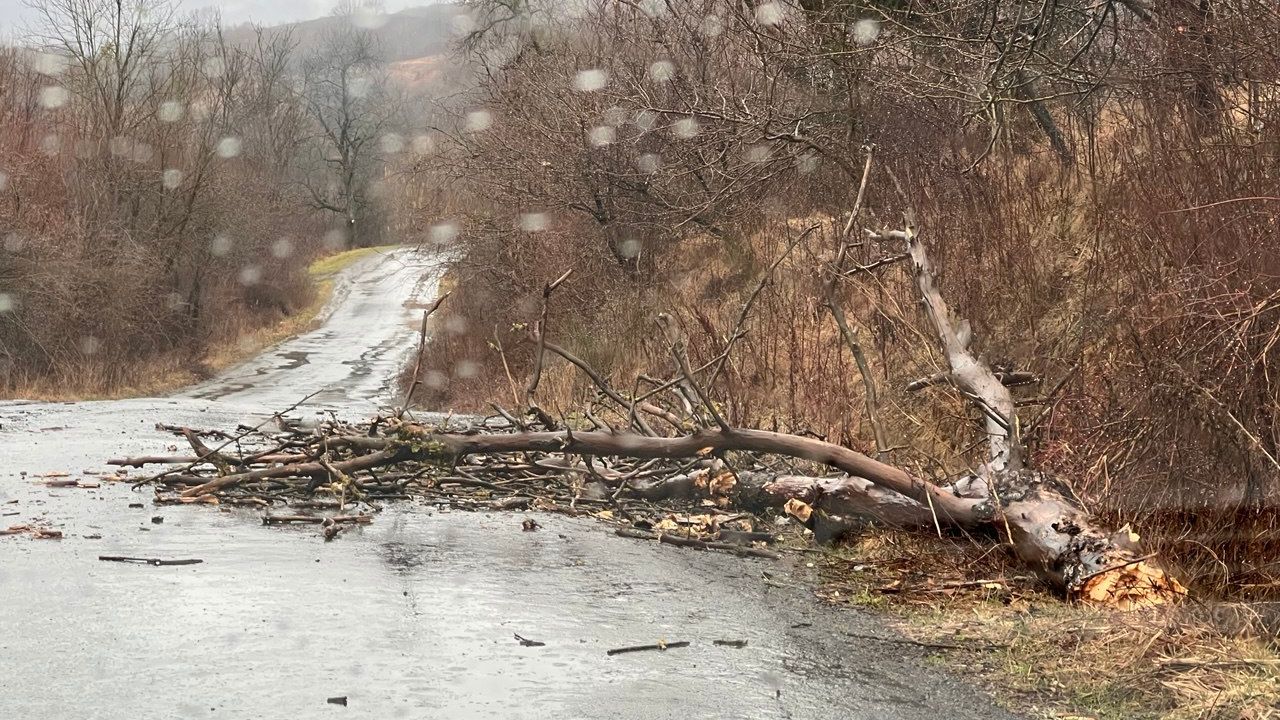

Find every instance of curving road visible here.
[0,248,1019,720]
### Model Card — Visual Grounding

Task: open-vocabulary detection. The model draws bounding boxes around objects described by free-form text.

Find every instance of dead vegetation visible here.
[816,530,1280,720]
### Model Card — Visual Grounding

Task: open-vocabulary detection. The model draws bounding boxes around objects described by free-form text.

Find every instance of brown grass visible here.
[3,246,386,401]
[815,529,1280,720]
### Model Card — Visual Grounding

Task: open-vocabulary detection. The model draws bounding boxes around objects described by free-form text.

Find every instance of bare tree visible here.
[299,19,400,248]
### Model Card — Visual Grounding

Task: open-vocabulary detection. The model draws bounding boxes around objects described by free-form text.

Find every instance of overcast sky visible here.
[0,0,426,36]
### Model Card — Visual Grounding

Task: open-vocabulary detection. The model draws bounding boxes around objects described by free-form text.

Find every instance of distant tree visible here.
[299,17,400,248]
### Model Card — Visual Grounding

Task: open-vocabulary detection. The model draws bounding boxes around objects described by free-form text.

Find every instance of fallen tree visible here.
[118,173,1184,610]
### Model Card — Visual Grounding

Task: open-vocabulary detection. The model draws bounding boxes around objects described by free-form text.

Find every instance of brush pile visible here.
[112,412,785,553]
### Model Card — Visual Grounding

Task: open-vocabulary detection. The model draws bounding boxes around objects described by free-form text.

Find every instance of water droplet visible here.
[271,238,294,258]
[795,153,820,174]
[202,56,225,78]
[165,292,185,311]
[639,0,665,17]
[451,13,476,35]
[158,101,184,123]
[636,153,661,174]
[351,5,387,29]
[411,134,434,154]
[619,238,643,258]
[162,168,183,189]
[431,222,460,244]
[216,137,242,158]
[853,18,881,46]
[603,106,628,127]
[33,52,68,76]
[672,117,700,139]
[210,234,233,257]
[348,76,372,99]
[239,265,262,285]
[573,69,608,92]
[131,142,154,164]
[39,134,61,156]
[455,360,479,379]
[380,133,405,154]
[0,170,9,192]
[755,2,784,25]
[0,293,14,313]
[700,15,724,37]
[744,144,771,163]
[588,126,615,147]
[323,228,347,250]
[444,315,468,335]
[3,233,24,252]
[519,213,548,232]
[425,370,448,389]
[465,110,492,132]
[39,86,68,109]
[79,336,102,355]
[633,109,657,132]
[649,60,674,83]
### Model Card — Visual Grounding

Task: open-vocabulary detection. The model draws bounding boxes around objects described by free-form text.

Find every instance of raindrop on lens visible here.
[589,126,615,147]
[158,101,184,123]
[619,238,643,259]
[210,234,233,257]
[162,168,183,189]
[431,222,460,244]
[444,315,468,335]
[465,110,492,132]
[0,293,14,313]
[519,213,548,232]
[411,134,434,154]
[79,336,102,355]
[0,170,7,191]
[745,144,771,163]
[380,133,405,154]
[755,2,784,26]
[451,13,475,35]
[796,154,820,174]
[3,233,24,252]
[39,134,60,155]
[425,370,448,389]
[271,238,294,258]
[633,110,657,132]
[323,228,347,250]
[39,86,68,109]
[239,265,262,285]
[672,117,700,139]
[573,69,608,92]
[636,153,661,174]
[34,52,67,76]
[352,5,387,29]
[603,106,627,127]
[455,360,478,379]
[649,60,674,83]
[216,137,242,158]
[853,18,881,46]
[202,56,225,78]
[700,15,724,37]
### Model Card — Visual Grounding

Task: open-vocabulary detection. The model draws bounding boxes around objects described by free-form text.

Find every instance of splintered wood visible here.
[1077,560,1188,611]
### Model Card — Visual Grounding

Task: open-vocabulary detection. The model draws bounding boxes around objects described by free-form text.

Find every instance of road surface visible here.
[0,247,1019,719]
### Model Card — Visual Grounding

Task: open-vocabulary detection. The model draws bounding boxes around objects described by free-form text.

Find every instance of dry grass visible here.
[814,529,1280,720]
[4,245,392,401]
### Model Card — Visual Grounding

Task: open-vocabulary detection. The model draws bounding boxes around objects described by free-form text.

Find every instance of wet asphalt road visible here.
[0,248,1019,719]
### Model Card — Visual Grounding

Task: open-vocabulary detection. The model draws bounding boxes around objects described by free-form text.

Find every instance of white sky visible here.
[0,0,425,36]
